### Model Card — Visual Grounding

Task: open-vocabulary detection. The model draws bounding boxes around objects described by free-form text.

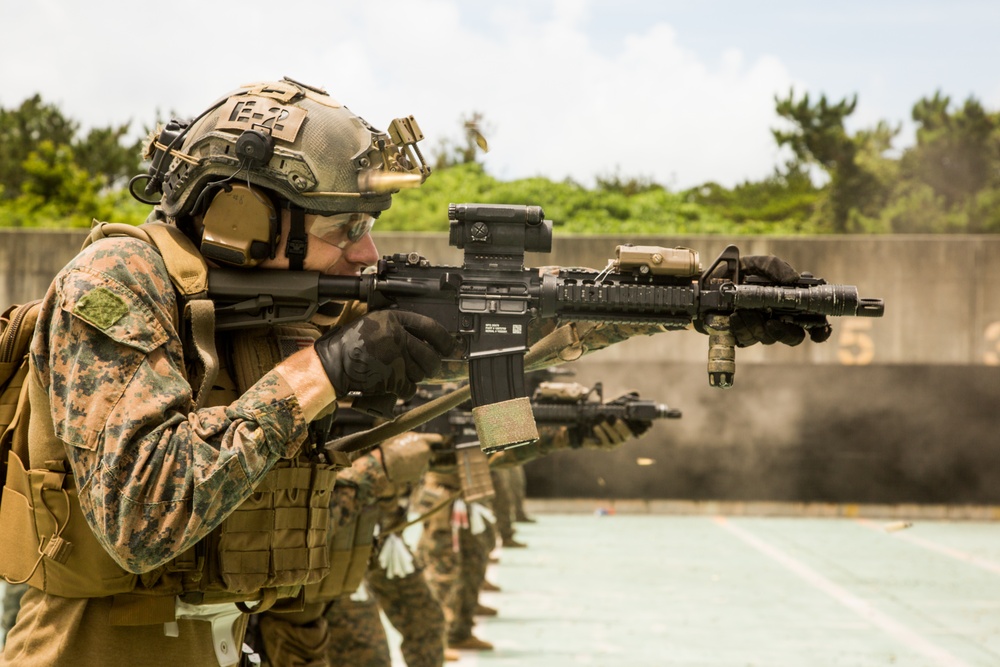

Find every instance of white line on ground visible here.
[714,515,974,667]
[856,519,1000,576]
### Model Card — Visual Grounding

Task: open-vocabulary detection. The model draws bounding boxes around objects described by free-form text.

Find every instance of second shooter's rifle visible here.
[207,203,884,452]
[326,374,681,502]
[329,374,682,450]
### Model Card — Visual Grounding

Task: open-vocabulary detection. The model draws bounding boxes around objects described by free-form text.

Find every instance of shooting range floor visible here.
[383,501,1000,667]
[4,503,1000,666]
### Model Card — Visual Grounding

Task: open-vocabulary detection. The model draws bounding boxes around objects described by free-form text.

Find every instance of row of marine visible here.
[0,78,883,667]
[0,355,677,665]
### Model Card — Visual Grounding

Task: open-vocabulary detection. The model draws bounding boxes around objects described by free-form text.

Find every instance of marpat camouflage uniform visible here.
[417,502,490,644]
[323,486,446,667]
[325,588,391,666]
[491,468,516,544]
[1,237,314,667]
[510,464,531,521]
[1,584,26,644]
[366,495,446,667]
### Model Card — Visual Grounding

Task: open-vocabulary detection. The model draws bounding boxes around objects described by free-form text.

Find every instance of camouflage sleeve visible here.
[31,238,310,573]
[332,450,390,527]
[525,320,669,370]
[428,319,670,384]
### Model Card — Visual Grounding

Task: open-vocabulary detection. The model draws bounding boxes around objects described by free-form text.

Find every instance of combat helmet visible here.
[131,77,430,220]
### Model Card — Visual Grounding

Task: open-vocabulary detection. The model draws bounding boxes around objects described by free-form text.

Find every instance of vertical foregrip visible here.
[704,314,736,388]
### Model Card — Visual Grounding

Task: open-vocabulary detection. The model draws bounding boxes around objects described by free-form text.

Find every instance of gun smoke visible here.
[526,361,1000,504]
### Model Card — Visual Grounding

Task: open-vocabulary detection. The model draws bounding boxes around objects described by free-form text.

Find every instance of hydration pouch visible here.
[0,450,137,598]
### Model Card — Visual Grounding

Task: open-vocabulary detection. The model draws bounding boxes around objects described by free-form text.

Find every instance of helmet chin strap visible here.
[285,206,308,271]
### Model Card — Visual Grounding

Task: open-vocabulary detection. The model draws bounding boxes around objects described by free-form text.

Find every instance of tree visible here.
[0,94,77,199]
[905,92,998,205]
[19,140,99,208]
[595,166,663,196]
[75,123,143,189]
[0,94,143,198]
[773,90,897,232]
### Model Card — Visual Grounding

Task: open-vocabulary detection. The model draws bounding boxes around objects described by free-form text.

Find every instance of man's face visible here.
[259,208,380,276]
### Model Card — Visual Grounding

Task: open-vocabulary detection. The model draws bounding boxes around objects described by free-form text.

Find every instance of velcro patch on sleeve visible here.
[72,286,129,330]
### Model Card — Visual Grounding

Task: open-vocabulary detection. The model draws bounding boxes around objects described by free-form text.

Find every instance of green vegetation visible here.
[0,94,148,227]
[379,162,804,234]
[2,90,1000,234]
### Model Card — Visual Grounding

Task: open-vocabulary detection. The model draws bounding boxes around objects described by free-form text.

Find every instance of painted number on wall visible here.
[838,319,875,365]
[985,322,1000,366]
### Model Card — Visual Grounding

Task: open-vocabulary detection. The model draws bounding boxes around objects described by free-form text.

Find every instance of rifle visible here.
[208,202,884,450]
[326,380,679,501]
[329,382,681,450]
[529,382,681,443]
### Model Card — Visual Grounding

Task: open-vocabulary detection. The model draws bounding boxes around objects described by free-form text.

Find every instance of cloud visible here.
[1,0,799,189]
[448,14,798,188]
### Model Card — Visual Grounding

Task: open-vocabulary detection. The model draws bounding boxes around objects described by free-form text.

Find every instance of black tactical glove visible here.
[568,392,652,450]
[573,418,634,450]
[607,392,655,437]
[728,255,833,347]
[314,310,454,407]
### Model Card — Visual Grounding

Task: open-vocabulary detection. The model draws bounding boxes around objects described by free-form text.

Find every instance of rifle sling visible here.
[383,490,462,537]
[327,384,472,455]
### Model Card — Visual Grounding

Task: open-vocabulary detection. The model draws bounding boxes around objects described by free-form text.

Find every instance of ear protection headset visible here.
[200,182,278,267]
[198,128,281,267]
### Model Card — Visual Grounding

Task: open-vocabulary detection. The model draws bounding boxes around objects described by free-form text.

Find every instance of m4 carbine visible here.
[208,202,884,450]
[329,381,681,452]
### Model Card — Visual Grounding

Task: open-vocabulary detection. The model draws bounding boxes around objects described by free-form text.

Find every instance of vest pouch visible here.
[216,459,340,594]
[0,450,136,597]
[455,443,495,503]
[411,473,454,516]
[303,507,356,603]
[302,504,378,603]
[341,505,378,592]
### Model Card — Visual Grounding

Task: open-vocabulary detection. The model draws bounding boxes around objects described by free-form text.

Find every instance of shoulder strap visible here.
[139,223,210,299]
[139,223,217,408]
[84,221,210,299]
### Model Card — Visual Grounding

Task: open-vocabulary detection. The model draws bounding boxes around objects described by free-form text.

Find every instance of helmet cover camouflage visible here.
[148,77,428,218]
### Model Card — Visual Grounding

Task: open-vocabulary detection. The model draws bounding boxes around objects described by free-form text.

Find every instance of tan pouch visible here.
[0,450,136,597]
[302,505,378,603]
[455,443,495,503]
[217,460,340,594]
[411,474,453,516]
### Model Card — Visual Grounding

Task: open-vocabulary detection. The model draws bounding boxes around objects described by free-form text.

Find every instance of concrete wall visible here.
[2,229,998,503]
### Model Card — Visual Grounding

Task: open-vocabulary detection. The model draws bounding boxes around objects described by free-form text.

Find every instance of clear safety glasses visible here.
[307,212,376,249]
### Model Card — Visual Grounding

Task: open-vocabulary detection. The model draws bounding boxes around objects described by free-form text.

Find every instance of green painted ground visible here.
[5,513,1000,666]
[385,514,1000,667]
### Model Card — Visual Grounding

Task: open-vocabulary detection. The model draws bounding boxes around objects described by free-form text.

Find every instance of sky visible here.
[2,0,999,190]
